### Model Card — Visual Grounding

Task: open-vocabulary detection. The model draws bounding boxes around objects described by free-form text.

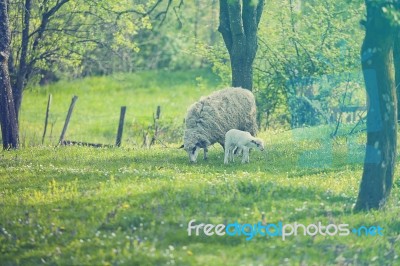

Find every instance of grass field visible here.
[1,70,400,265]
[19,69,220,146]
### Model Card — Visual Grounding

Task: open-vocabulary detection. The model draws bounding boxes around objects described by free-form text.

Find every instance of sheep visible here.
[224,129,264,164]
[181,87,258,163]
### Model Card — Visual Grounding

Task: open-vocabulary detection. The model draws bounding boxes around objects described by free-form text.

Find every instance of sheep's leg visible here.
[224,147,230,164]
[203,147,208,160]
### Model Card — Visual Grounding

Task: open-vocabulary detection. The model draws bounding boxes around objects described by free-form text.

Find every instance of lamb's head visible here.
[249,138,264,151]
[181,129,209,163]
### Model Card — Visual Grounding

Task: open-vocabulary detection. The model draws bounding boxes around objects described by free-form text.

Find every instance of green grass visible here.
[20,69,221,146]
[1,70,400,265]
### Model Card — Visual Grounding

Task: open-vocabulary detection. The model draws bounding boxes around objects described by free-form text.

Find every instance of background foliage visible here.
[8,0,368,130]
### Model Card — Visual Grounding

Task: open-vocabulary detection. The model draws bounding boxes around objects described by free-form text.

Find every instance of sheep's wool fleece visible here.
[184,87,258,147]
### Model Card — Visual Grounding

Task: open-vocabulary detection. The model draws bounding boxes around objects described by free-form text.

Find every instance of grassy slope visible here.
[1,70,399,265]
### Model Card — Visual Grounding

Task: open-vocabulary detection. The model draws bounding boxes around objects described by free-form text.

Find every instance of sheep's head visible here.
[250,138,264,151]
[181,129,209,163]
[183,143,200,163]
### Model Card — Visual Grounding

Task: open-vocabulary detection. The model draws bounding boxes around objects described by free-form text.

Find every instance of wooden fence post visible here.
[59,95,78,145]
[150,105,161,147]
[42,94,52,144]
[115,106,126,147]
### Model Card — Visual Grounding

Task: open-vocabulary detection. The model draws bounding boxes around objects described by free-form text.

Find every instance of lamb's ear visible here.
[251,140,259,146]
[178,144,184,149]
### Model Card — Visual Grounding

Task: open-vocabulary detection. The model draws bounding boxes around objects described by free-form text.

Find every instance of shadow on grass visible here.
[2,147,399,265]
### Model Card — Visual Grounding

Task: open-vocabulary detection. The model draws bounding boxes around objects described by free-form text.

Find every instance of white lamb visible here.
[224,129,264,164]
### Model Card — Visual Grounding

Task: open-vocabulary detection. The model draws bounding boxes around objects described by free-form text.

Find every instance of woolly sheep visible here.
[224,129,264,164]
[181,87,258,163]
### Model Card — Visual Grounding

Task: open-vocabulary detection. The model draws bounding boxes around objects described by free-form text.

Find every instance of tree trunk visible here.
[354,1,398,211]
[218,0,264,91]
[394,31,400,122]
[231,55,253,89]
[0,0,19,149]
[13,0,32,121]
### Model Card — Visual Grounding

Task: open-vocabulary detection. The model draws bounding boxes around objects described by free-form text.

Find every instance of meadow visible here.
[18,69,220,147]
[1,70,399,265]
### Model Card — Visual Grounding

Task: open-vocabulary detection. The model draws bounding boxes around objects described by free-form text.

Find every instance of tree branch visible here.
[227,0,244,39]
[242,0,257,38]
[218,0,232,54]
[154,0,173,26]
[31,0,70,53]
[256,0,264,27]
[113,0,164,19]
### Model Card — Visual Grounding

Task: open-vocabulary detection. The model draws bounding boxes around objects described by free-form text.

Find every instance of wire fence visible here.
[17,95,185,148]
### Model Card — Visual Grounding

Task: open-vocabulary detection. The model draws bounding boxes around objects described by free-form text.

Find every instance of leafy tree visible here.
[2,0,174,148]
[7,0,162,117]
[130,0,218,72]
[201,1,364,127]
[255,0,364,128]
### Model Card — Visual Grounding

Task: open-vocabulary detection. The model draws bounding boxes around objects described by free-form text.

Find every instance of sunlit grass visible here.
[2,70,399,265]
[20,69,221,146]
[0,136,399,265]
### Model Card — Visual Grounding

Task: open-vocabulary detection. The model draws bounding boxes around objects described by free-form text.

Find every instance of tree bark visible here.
[355,1,398,211]
[218,0,264,91]
[394,31,400,122]
[13,0,32,120]
[0,0,19,149]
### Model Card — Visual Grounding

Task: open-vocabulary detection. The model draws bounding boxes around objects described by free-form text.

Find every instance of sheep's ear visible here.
[197,140,206,148]
[178,144,184,149]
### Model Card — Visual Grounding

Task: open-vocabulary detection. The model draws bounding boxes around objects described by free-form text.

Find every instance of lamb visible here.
[181,87,258,163]
[224,129,264,164]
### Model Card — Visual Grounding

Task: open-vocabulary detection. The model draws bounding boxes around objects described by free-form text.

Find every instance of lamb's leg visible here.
[231,147,236,162]
[203,147,208,160]
[242,147,249,164]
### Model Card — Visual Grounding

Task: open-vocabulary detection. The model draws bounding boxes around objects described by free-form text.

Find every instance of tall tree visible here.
[0,0,19,149]
[1,0,170,148]
[218,0,264,90]
[7,0,170,118]
[355,0,399,211]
